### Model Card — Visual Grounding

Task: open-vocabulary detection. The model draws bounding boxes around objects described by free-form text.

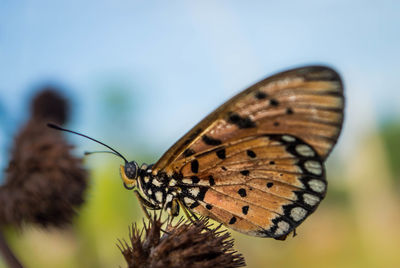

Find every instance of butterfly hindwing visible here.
[176,134,326,238]
[151,66,343,238]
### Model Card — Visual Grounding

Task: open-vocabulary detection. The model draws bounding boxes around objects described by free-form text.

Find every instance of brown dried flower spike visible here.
[118,216,246,268]
[0,89,88,227]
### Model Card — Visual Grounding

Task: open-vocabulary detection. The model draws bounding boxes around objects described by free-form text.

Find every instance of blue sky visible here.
[0,1,399,169]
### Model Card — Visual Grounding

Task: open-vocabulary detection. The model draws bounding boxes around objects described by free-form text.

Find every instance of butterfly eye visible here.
[124,161,138,179]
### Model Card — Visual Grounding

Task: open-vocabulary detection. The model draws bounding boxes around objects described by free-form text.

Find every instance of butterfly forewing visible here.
[152,66,343,238]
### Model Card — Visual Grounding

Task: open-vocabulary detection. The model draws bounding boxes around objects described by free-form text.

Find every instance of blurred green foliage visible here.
[380,120,400,184]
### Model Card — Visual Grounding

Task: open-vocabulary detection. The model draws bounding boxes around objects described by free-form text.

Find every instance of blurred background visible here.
[1,1,399,267]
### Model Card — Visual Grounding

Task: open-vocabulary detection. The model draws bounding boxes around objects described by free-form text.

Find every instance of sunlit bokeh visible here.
[1,1,399,267]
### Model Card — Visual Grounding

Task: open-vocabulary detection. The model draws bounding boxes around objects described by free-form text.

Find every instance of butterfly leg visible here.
[134,190,172,235]
[176,199,215,232]
[292,228,297,237]
[169,198,180,217]
[176,198,199,224]
[133,190,159,220]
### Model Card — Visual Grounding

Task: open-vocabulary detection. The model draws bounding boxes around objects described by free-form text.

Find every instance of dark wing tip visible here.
[281,65,342,83]
[267,65,343,95]
[300,65,342,83]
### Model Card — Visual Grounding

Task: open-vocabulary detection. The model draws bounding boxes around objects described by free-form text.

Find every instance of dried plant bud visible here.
[0,89,88,227]
[118,215,246,268]
[31,87,69,124]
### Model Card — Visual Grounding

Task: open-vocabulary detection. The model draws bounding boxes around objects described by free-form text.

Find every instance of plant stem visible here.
[0,229,23,268]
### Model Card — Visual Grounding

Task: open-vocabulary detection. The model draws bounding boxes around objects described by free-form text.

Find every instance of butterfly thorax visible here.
[136,164,171,208]
[136,163,209,216]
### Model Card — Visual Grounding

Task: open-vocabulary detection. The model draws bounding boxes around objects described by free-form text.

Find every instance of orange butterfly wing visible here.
[152,66,344,238]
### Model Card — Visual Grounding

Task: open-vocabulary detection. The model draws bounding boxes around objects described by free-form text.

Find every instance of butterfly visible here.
[50,65,344,239]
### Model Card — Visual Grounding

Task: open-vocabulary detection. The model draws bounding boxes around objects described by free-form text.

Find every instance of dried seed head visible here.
[0,88,88,227]
[118,215,246,268]
[31,87,69,124]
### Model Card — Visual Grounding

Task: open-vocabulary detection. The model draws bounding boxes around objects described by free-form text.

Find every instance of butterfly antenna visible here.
[47,123,128,163]
[84,150,121,157]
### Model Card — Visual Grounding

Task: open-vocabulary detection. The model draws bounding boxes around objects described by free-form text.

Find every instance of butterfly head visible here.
[120,161,139,189]
[46,124,140,190]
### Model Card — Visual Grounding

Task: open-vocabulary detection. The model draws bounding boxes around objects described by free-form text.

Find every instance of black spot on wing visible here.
[240,170,250,176]
[227,112,256,129]
[208,175,215,186]
[189,201,200,209]
[191,176,200,184]
[242,206,249,215]
[270,99,279,106]
[286,107,294,114]
[191,160,199,173]
[183,148,195,157]
[197,186,208,201]
[202,135,222,146]
[255,91,268,99]
[247,150,256,158]
[238,188,247,197]
[216,148,226,159]
[229,217,237,224]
